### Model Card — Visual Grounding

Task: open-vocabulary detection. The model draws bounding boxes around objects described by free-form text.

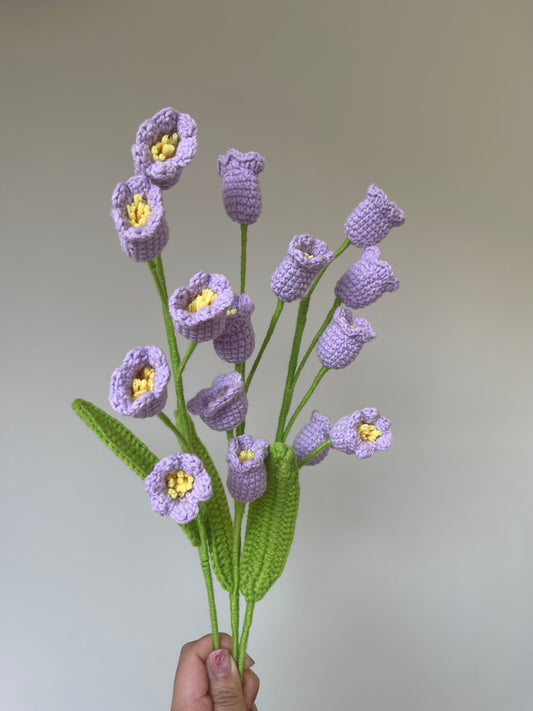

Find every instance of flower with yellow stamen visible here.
[213,294,256,364]
[126,194,152,228]
[109,346,170,418]
[145,454,212,525]
[188,289,218,314]
[150,133,179,162]
[330,408,392,459]
[227,435,269,503]
[131,366,156,400]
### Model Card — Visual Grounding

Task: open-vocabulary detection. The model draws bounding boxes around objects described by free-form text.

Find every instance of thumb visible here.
[206,648,246,711]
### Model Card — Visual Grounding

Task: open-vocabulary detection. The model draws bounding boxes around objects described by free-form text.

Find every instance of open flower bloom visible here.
[213,293,255,363]
[145,453,213,524]
[109,346,170,418]
[227,434,269,502]
[169,272,234,343]
[344,184,405,248]
[217,149,265,225]
[335,246,399,309]
[271,235,335,302]
[293,410,332,466]
[132,107,198,190]
[111,175,169,262]
[330,408,392,458]
[317,308,376,369]
[187,372,248,431]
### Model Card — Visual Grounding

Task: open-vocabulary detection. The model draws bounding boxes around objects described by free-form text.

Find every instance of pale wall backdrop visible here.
[1,1,532,710]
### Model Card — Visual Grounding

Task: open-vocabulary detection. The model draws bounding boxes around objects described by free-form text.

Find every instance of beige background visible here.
[1,1,532,709]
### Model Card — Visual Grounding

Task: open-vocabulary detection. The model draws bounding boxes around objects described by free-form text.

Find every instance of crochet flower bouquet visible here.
[72,107,405,677]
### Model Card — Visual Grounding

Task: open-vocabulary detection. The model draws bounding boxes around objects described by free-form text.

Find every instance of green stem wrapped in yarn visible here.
[230,501,245,662]
[245,300,285,394]
[283,367,329,442]
[198,512,220,650]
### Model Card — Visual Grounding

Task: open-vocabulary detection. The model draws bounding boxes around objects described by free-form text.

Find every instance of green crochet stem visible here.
[230,501,245,663]
[293,297,341,385]
[240,224,248,294]
[275,297,311,441]
[177,342,198,379]
[298,438,332,468]
[306,238,351,302]
[245,300,285,394]
[283,366,330,441]
[238,600,255,678]
[235,362,246,436]
[226,429,235,443]
[157,412,189,447]
[198,512,220,650]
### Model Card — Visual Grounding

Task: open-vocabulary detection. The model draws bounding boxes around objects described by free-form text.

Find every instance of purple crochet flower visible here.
[335,246,400,309]
[109,346,170,418]
[213,294,255,364]
[317,308,376,369]
[345,184,405,248]
[330,408,392,458]
[169,272,234,343]
[111,175,169,262]
[132,107,198,190]
[145,453,213,524]
[217,149,265,225]
[293,410,332,466]
[227,434,269,503]
[271,235,335,303]
[187,372,248,432]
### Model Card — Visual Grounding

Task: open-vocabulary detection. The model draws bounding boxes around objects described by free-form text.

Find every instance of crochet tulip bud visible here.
[317,308,376,369]
[293,410,332,466]
[271,235,334,303]
[213,294,255,363]
[187,372,248,432]
[335,246,399,309]
[217,149,265,225]
[227,435,269,503]
[345,184,405,248]
[330,408,392,458]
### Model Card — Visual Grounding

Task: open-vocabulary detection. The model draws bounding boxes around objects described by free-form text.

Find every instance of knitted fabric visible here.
[330,408,392,458]
[271,235,335,303]
[345,184,405,248]
[293,410,332,466]
[111,175,169,262]
[317,308,376,369]
[335,246,400,309]
[213,294,255,363]
[217,149,265,225]
[109,346,170,418]
[187,372,248,432]
[145,453,213,524]
[132,107,198,190]
[169,272,234,343]
[227,434,269,503]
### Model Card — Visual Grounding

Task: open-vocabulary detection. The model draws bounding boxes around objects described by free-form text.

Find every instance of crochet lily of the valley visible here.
[72,106,406,676]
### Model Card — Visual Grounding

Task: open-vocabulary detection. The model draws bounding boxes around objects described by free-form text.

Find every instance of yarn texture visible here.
[271,234,335,302]
[213,293,255,363]
[345,184,405,248]
[317,308,376,369]
[217,149,265,225]
[293,410,332,465]
[227,434,269,503]
[330,408,392,458]
[335,246,400,309]
[169,272,234,343]
[109,346,170,418]
[187,372,248,432]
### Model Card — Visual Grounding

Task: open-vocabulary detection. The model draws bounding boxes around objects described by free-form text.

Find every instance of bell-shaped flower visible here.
[132,107,198,190]
[187,372,248,432]
[217,149,265,225]
[213,294,255,364]
[271,235,334,303]
[111,176,169,262]
[335,246,399,309]
[293,410,332,466]
[317,308,376,369]
[109,346,170,418]
[169,272,234,343]
[330,408,392,458]
[345,184,405,248]
[227,434,269,502]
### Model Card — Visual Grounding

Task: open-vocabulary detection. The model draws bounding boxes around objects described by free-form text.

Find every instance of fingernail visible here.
[247,654,256,667]
[207,648,231,678]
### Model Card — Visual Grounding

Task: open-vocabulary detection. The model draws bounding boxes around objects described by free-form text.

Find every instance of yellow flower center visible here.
[239,449,255,463]
[357,423,382,442]
[166,470,195,499]
[151,133,179,162]
[131,366,155,400]
[127,194,152,228]
[227,308,238,316]
[303,252,314,259]
[188,289,218,313]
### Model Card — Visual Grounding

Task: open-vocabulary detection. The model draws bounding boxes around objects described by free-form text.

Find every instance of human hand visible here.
[171,633,260,711]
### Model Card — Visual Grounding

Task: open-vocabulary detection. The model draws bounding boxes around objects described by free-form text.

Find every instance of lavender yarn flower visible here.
[169,272,234,343]
[213,293,255,363]
[145,453,213,524]
[227,434,269,503]
[111,175,169,262]
[317,308,376,369]
[187,372,248,432]
[271,235,335,303]
[345,184,405,248]
[217,149,265,225]
[330,408,392,458]
[132,107,198,190]
[293,410,332,466]
[109,346,170,418]
[335,246,400,309]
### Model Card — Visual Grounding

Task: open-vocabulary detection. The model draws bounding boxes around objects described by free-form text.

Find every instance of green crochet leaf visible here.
[72,398,199,547]
[240,443,300,602]
[187,417,234,591]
